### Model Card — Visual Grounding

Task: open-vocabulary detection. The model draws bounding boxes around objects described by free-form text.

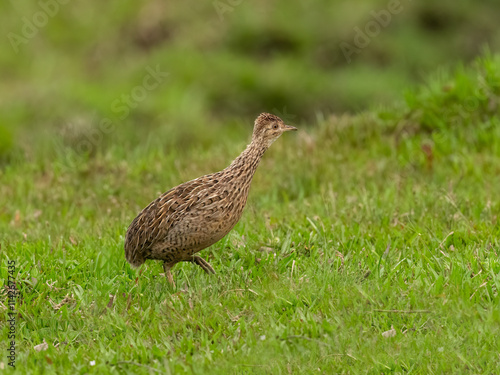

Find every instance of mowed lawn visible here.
[2,57,500,374]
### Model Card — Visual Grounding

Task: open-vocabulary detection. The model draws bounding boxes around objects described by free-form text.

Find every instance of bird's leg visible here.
[163,262,176,287]
[190,256,215,274]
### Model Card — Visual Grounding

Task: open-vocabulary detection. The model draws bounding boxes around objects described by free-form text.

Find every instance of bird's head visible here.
[252,113,297,147]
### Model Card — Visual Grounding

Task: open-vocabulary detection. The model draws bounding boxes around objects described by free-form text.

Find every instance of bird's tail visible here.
[124,230,145,268]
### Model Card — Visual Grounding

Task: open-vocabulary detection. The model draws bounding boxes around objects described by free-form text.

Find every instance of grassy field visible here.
[2,53,500,373]
[2,0,500,373]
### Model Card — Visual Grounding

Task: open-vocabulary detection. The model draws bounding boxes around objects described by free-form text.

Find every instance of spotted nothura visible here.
[125,113,297,286]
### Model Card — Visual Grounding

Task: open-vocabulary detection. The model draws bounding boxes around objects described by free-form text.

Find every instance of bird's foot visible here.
[163,262,176,288]
[191,256,215,274]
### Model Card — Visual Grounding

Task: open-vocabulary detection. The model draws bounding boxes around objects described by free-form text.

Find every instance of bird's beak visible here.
[283,124,297,132]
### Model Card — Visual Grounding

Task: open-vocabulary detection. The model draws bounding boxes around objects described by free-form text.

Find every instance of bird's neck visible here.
[227,140,267,180]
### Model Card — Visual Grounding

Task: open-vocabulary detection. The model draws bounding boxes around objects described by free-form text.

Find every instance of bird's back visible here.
[125,168,252,267]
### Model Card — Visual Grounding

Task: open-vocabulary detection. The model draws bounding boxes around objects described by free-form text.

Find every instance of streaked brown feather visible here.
[124,113,296,279]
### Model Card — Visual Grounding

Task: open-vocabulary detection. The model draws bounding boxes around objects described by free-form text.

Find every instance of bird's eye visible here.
[272,123,278,129]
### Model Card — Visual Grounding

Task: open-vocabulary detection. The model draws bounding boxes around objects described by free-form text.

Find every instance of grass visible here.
[1,54,500,373]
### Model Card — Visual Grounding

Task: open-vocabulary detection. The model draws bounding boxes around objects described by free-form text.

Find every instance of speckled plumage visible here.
[125,113,296,285]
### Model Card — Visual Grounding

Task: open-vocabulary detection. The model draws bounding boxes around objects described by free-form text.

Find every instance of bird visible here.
[125,113,297,286]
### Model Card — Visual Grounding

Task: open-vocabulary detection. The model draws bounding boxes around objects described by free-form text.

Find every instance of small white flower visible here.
[34,340,48,352]
[90,360,96,366]
[382,326,396,338]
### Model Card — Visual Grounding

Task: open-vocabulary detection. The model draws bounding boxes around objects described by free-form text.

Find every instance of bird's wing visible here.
[124,174,218,265]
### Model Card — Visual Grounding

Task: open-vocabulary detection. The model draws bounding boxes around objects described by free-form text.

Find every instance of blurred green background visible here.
[1,0,499,161]
[2,2,500,373]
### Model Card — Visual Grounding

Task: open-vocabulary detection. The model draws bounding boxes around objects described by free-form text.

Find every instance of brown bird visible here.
[125,113,297,285]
